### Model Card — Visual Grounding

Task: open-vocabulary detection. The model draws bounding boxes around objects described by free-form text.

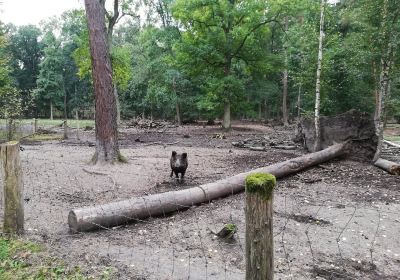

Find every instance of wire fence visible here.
[1,121,400,279]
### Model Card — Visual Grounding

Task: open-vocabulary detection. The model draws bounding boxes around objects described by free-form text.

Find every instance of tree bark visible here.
[297,83,302,120]
[84,0,120,164]
[68,142,348,232]
[374,158,400,175]
[373,0,394,162]
[50,99,53,120]
[282,17,289,127]
[173,77,181,125]
[223,102,231,130]
[314,0,326,152]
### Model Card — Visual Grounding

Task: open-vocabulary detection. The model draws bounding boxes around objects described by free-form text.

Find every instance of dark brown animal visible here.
[170,151,188,181]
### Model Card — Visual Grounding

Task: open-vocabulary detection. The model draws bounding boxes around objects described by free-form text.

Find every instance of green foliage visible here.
[0,86,23,119]
[173,0,274,119]
[33,32,65,115]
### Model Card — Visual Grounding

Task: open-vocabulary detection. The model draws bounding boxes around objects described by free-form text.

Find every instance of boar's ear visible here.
[172,151,177,156]
[182,153,187,158]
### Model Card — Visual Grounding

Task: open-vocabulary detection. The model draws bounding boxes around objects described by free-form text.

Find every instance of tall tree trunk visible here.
[297,83,302,120]
[64,86,68,120]
[50,99,53,120]
[373,0,394,162]
[222,59,232,130]
[223,102,231,130]
[176,102,181,125]
[173,77,181,125]
[314,0,326,152]
[258,102,262,121]
[282,17,289,126]
[84,0,120,164]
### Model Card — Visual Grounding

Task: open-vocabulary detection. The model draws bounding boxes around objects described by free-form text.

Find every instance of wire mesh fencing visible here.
[0,123,399,279]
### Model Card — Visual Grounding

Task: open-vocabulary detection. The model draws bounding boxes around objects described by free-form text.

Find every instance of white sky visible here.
[1,0,341,27]
[0,0,84,26]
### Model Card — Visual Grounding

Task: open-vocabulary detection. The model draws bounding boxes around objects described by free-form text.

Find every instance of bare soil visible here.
[1,121,400,279]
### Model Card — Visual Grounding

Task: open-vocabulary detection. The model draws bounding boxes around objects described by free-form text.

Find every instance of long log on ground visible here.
[68,142,348,232]
[374,158,400,175]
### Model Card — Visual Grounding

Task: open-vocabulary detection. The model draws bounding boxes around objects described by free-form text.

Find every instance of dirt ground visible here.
[1,121,400,279]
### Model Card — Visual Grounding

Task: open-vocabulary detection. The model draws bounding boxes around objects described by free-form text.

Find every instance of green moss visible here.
[225,223,237,232]
[117,152,128,163]
[245,173,276,200]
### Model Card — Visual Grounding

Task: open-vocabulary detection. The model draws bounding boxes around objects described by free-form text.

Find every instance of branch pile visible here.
[126,117,176,129]
[232,135,297,151]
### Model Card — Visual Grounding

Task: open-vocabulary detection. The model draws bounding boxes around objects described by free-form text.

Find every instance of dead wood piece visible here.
[383,140,400,148]
[214,224,237,239]
[68,142,348,232]
[272,145,296,150]
[374,158,400,175]
[249,146,266,151]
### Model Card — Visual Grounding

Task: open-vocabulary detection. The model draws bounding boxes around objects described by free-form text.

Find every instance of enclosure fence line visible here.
[0,140,397,279]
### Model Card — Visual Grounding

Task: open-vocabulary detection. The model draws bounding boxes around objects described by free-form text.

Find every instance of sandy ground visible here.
[1,122,400,279]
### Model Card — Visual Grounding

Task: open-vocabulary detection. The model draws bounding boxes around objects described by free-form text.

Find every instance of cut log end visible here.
[374,158,400,175]
[68,210,79,233]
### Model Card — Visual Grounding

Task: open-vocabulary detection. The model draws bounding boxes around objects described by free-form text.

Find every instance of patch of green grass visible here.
[25,134,64,141]
[0,119,95,129]
[384,135,400,142]
[0,236,116,280]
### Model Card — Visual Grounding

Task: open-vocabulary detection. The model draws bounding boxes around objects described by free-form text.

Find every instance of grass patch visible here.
[0,236,115,280]
[0,119,95,129]
[384,135,400,142]
[24,134,64,141]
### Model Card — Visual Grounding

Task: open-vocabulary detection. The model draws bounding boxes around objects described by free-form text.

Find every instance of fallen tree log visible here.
[68,142,348,232]
[374,158,400,175]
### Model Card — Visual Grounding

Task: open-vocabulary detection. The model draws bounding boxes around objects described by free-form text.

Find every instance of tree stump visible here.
[0,141,24,234]
[245,173,276,280]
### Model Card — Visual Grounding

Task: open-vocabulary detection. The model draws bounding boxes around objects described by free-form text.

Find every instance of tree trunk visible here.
[68,142,348,232]
[258,102,262,121]
[314,0,326,152]
[297,83,302,119]
[84,0,120,164]
[223,102,231,130]
[173,77,181,125]
[282,17,289,126]
[373,0,393,162]
[50,100,53,120]
[176,101,182,126]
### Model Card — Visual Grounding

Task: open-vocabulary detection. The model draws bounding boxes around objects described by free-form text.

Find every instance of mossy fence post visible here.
[245,173,276,280]
[0,141,24,234]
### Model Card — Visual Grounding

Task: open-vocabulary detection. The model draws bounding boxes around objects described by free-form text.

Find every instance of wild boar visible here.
[170,151,188,181]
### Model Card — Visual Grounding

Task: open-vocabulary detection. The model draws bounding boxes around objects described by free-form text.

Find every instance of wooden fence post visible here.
[63,120,68,140]
[245,173,276,280]
[0,141,24,234]
[33,118,38,134]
